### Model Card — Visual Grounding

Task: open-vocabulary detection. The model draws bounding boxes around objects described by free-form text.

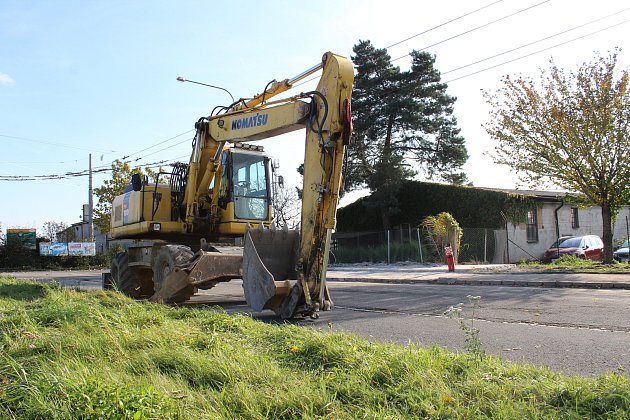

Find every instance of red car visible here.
[541,235,604,262]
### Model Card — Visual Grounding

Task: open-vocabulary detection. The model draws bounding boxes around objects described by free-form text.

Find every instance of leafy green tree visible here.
[348,40,468,227]
[93,160,158,234]
[484,50,630,263]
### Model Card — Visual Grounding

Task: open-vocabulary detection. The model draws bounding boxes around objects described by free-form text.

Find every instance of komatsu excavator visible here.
[106,52,353,318]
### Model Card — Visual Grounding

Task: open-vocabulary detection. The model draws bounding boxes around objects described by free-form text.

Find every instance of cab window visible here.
[232,152,269,220]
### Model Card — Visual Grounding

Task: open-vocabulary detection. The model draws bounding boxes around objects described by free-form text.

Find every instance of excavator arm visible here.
[159,52,353,318]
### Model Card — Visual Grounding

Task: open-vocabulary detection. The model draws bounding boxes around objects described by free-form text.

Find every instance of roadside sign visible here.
[7,229,36,250]
[39,242,96,257]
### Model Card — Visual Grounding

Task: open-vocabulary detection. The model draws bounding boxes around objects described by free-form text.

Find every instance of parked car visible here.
[541,235,604,262]
[613,240,630,262]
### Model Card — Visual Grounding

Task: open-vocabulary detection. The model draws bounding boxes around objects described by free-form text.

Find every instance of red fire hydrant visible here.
[445,245,455,272]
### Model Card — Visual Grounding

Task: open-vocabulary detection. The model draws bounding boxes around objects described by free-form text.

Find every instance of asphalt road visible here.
[3,269,629,378]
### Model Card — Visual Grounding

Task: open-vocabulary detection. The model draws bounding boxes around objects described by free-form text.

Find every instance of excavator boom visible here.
[110,52,353,318]
[198,52,352,317]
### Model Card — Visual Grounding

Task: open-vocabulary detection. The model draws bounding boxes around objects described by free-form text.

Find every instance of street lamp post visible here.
[176,77,235,103]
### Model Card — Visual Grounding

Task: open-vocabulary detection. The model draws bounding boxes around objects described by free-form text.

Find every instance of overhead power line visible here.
[442,8,630,77]
[295,1,551,87]
[123,137,193,163]
[0,158,82,165]
[9,4,624,182]
[0,133,117,154]
[392,0,551,62]
[443,18,630,84]
[0,126,195,179]
[121,129,194,160]
[293,1,509,89]
[385,0,505,49]
[0,128,194,166]
[0,158,182,181]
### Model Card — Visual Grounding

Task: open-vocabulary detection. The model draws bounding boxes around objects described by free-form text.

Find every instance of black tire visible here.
[152,245,196,303]
[102,273,113,290]
[110,252,154,298]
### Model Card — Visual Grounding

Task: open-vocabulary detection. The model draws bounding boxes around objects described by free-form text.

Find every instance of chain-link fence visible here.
[331,227,504,264]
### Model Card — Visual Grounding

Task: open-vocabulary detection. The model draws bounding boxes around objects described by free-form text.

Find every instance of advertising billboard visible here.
[68,242,96,256]
[39,242,68,256]
[39,242,96,257]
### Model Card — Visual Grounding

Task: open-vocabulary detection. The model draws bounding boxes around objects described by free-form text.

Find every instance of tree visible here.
[348,40,468,189]
[483,50,630,263]
[41,221,68,242]
[94,160,159,234]
[0,221,5,246]
[273,185,301,229]
[347,40,468,227]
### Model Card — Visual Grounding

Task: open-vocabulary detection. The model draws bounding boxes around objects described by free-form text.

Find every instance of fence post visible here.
[452,227,458,263]
[387,230,391,264]
[417,228,424,263]
[484,229,488,263]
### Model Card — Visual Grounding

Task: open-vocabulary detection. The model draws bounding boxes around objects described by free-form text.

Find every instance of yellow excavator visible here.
[106,52,353,318]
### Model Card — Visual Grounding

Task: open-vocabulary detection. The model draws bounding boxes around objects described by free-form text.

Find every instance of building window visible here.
[526,209,538,242]
[571,207,579,228]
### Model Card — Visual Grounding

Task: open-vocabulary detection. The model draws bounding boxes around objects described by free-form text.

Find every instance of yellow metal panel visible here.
[216,202,272,235]
[209,101,309,142]
[111,221,185,239]
[297,52,354,300]
[110,185,178,238]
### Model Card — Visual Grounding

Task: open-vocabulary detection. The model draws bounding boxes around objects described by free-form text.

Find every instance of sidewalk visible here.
[4,264,630,290]
[326,263,630,290]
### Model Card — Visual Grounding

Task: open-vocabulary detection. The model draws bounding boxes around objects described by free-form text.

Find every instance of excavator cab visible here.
[215,146,273,235]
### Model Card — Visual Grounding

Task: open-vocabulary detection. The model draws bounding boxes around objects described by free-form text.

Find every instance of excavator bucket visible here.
[242,224,302,318]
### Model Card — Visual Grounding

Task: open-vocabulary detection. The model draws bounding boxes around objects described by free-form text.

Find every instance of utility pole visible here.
[88,153,94,241]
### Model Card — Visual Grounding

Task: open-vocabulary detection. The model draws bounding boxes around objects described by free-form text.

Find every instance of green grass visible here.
[518,255,630,273]
[1,276,629,419]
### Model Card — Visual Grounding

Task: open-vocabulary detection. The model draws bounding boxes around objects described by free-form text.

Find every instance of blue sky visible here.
[1,0,628,233]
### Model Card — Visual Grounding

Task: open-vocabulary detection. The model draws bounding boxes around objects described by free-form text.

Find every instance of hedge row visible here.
[337,180,536,231]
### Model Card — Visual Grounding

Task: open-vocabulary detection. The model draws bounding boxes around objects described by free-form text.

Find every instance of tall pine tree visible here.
[347,40,468,228]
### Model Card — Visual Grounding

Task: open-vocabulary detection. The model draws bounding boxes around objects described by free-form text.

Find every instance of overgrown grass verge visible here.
[518,255,630,273]
[1,276,629,419]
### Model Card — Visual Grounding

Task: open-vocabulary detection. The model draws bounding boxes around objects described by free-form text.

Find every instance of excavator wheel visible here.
[151,245,196,303]
[110,252,154,298]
